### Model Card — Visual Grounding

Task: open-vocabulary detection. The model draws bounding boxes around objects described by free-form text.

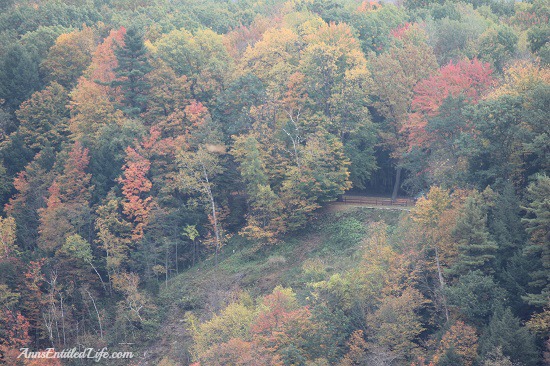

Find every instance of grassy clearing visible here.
[159,207,404,307]
[148,206,405,363]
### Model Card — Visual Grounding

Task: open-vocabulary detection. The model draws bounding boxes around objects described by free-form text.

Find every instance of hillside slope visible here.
[147,207,403,365]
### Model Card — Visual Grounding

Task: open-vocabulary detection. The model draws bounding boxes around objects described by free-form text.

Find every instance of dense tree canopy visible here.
[0,0,548,365]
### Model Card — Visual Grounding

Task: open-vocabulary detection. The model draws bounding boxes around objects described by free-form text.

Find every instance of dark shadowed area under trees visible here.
[0,0,548,365]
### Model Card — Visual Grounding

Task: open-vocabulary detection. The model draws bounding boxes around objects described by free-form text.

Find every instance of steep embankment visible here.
[144,207,404,365]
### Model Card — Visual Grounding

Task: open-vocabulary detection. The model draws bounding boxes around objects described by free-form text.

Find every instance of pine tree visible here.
[489,182,526,266]
[0,43,40,111]
[113,26,152,117]
[522,174,550,307]
[479,307,538,366]
[5,147,56,251]
[489,183,531,314]
[450,192,498,276]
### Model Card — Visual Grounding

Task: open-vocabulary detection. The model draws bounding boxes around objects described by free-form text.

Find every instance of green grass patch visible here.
[158,206,404,313]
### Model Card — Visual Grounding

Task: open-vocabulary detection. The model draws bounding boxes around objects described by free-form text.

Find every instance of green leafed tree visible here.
[5,147,55,251]
[15,82,70,154]
[477,25,518,73]
[95,191,133,276]
[232,134,284,242]
[0,216,17,259]
[176,143,225,264]
[446,270,506,326]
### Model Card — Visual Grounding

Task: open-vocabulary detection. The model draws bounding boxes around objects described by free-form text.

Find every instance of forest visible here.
[0,0,548,365]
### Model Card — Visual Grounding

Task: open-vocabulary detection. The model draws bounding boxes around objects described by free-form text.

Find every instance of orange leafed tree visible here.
[20,259,46,340]
[38,142,92,253]
[339,330,369,366]
[57,142,92,204]
[118,147,153,241]
[224,16,273,60]
[86,27,126,86]
[251,286,315,358]
[433,321,478,366]
[69,27,126,143]
[0,310,31,366]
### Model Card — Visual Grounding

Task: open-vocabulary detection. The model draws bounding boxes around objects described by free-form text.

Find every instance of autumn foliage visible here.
[118,147,152,241]
[0,1,547,365]
[404,58,495,148]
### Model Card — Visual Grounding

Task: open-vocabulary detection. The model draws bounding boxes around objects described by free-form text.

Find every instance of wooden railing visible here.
[338,195,416,207]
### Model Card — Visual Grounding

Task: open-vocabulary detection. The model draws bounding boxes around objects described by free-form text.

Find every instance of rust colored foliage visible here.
[224,16,274,60]
[21,259,46,329]
[250,287,314,359]
[68,27,127,143]
[0,310,31,366]
[390,22,413,39]
[25,357,63,366]
[38,142,92,253]
[433,321,478,366]
[339,330,369,366]
[404,58,495,148]
[357,0,382,12]
[87,27,126,86]
[58,142,92,204]
[118,147,153,241]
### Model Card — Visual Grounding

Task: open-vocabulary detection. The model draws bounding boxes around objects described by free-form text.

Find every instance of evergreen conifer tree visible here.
[522,174,550,307]
[0,44,40,111]
[489,182,526,267]
[113,26,152,117]
[479,307,538,366]
[488,183,532,314]
[451,192,498,276]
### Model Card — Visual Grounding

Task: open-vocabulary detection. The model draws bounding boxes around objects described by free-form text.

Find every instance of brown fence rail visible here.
[338,195,416,207]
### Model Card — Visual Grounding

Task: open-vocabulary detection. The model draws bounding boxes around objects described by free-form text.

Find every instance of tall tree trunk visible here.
[391,166,402,201]
[86,289,103,339]
[175,239,179,275]
[434,246,450,322]
[200,161,221,267]
[165,244,169,289]
[192,240,196,267]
